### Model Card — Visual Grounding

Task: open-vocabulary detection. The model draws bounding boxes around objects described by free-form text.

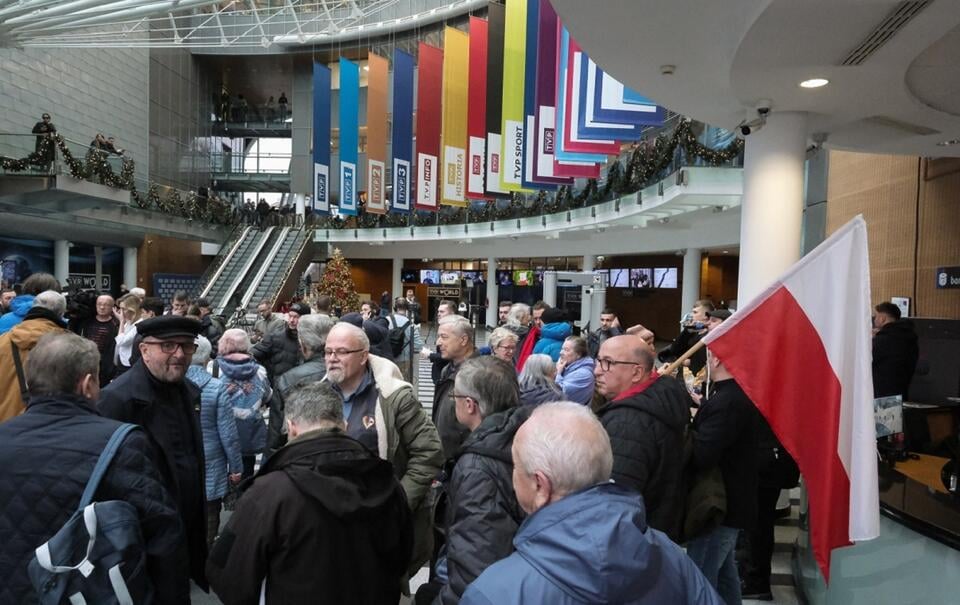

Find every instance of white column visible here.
[392,257,402,305]
[581,255,595,330]
[123,247,138,292]
[294,193,306,216]
[681,247,702,316]
[54,240,70,288]
[485,256,498,328]
[738,112,807,303]
[94,246,104,293]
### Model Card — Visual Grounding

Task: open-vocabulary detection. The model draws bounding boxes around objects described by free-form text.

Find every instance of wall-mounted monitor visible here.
[608,268,631,288]
[440,270,460,285]
[513,270,536,287]
[653,267,678,288]
[496,270,514,286]
[401,269,418,283]
[630,268,653,288]
[461,270,481,282]
[420,269,440,285]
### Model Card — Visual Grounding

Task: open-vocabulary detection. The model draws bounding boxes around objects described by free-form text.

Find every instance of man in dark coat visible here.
[587,308,622,359]
[433,315,477,459]
[594,335,692,542]
[0,332,186,604]
[872,301,919,399]
[77,293,118,385]
[433,357,529,605]
[31,112,56,163]
[99,315,209,595]
[252,302,309,382]
[658,299,714,375]
[207,381,413,604]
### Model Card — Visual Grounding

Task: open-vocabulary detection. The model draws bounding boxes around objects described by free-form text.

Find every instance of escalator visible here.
[209,227,279,315]
[242,227,311,309]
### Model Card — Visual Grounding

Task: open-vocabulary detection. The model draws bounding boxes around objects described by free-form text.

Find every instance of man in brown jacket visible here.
[0,290,67,423]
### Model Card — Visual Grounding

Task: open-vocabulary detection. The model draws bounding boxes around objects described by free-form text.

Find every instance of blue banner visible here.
[590,65,664,126]
[312,61,331,214]
[391,49,415,213]
[338,57,359,216]
[555,27,608,164]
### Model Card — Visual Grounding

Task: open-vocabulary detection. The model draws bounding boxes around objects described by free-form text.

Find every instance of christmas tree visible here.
[316,248,360,315]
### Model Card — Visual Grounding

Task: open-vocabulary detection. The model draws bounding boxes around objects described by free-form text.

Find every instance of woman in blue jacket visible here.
[555,335,596,405]
[532,308,571,362]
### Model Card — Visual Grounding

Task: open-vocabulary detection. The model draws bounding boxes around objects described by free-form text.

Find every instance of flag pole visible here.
[660,338,707,376]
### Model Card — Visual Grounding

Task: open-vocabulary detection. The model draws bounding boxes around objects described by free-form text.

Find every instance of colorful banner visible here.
[366,53,388,214]
[554,26,609,165]
[499,0,528,191]
[563,38,620,155]
[577,57,647,141]
[312,61,331,214]
[521,0,551,190]
[485,2,506,196]
[338,57,359,216]
[466,16,488,199]
[391,49,415,213]
[591,68,664,125]
[416,43,443,211]
[441,27,469,207]
[532,0,573,185]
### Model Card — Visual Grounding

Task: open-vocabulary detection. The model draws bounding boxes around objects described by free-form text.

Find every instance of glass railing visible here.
[0,132,127,180]
[209,151,292,175]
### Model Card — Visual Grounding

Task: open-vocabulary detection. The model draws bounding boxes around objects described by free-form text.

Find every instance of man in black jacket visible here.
[428,356,528,605]
[253,302,309,382]
[99,315,209,596]
[658,299,714,375]
[594,335,692,542]
[872,301,919,399]
[0,332,185,604]
[207,381,413,604]
[433,314,477,458]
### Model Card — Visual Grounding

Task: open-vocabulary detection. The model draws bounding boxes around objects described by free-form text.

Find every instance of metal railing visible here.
[209,151,291,175]
[0,133,127,178]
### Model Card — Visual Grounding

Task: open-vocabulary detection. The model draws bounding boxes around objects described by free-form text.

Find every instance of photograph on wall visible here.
[630,268,653,288]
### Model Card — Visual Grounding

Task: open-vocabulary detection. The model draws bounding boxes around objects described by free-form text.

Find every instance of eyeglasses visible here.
[324,348,364,358]
[495,343,517,352]
[143,341,197,355]
[596,357,642,372]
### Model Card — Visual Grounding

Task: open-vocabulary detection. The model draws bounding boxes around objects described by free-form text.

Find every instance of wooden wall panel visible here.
[603,253,684,340]
[348,258,393,307]
[700,255,739,305]
[918,166,960,318]
[137,234,207,296]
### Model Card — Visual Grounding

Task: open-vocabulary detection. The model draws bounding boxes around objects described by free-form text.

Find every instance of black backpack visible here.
[388,314,411,358]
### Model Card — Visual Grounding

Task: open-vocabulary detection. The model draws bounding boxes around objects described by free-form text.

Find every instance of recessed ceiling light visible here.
[936,138,960,147]
[722,250,729,254]
[799,78,829,89]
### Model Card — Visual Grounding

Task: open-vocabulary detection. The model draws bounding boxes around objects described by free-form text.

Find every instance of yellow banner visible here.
[366,53,388,214]
[500,0,529,192]
[441,27,469,207]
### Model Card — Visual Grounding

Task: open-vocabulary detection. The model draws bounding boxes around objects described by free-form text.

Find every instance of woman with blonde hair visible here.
[113,293,142,375]
[488,327,519,364]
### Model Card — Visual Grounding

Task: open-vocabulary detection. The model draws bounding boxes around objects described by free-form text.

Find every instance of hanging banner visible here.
[521,0,549,190]
[466,16,488,199]
[391,49,415,213]
[563,38,621,155]
[312,61,331,214]
[485,2,507,196]
[499,0,528,191]
[555,26,609,164]
[441,27,469,207]
[416,43,443,211]
[532,0,573,185]
[338,57,360,216]
[577,57,647,141]
[365,53,388,214]
[592,68,664,126]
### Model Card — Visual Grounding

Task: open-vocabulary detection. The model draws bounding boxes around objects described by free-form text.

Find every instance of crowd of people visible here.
[0,274,919,604]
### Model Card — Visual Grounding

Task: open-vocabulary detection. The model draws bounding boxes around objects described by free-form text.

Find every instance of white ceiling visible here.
[551,0,960,157]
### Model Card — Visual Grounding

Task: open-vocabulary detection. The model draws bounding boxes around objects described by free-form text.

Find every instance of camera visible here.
[737,102,771,137]
[584,286,594,295]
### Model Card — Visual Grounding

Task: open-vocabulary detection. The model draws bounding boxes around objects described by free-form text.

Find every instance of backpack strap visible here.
[79,424,138,509]
[10,342,27,399]
[211,359,220,378]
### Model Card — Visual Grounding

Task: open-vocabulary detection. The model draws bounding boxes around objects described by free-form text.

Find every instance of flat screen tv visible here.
[653,267,678,288]
[608,268,630,288]
[420,269,440,285]
[630,268,653,288]
[440,270,460,285]
[461,270,480,282]
[496,270,513,286]
[401,269,418,283]
[513,270,536,287]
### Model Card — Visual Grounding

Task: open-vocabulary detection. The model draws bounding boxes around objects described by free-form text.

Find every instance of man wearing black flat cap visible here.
[99,315,209,600]
[253,301,310,383]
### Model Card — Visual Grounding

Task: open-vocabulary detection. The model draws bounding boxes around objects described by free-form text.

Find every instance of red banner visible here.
[416,43,443,211]
[466,16,488,200]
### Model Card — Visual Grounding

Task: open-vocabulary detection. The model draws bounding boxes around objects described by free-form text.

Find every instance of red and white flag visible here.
[703,215,879,582]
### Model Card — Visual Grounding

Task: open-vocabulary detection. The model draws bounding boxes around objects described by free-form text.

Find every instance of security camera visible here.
[584,286,594,295]
[737,101,772,137]
[597,255,605,262]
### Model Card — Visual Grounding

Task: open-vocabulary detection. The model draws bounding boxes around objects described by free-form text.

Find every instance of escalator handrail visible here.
[250,231,301,303]
[199,226,251,299]
[240,227,291,310]
[215,227,276,315]
[262,227,313,308]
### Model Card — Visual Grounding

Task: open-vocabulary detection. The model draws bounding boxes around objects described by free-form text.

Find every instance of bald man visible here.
[78,294,118,385]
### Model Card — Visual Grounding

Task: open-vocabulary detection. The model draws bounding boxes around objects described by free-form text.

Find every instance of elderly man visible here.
[0,332,186,603]
[99,315,209,595]
[207,382,413,604]
[253,301,309,381]
[594,335,692,541]
[0,290,67,423]
[78,293,118,385]
[433,315,478,458]
[460,402,720,605]
[431,356,528,605]
[323,322,443,574]
[253,299,284,343]
[421,299,458,385]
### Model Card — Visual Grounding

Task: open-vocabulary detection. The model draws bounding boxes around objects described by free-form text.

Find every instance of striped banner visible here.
[365,53,388,214]
[441,27,469,207]
[312,61,331,214]
[499,0,528,191]
[391,49,415,213]
[416,43,443,211]
[531,0,573,185]
[555,26,610,165]
[563,37,620,155]
[466,16,488,199]
[485,2,506,196]
[338,57,359,216]
[521,0,555,190]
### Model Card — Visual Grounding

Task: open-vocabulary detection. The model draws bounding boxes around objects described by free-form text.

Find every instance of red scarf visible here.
[612,370,660,402]
[516,324,541,372]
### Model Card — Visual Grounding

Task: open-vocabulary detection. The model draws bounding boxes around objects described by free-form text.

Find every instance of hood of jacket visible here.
[261,428,399,517]
[519,381,563,407]
[513,482,670,602]
[10,309,66,349]
[217,354,260,380]
[7,295,34,319]
[462,405,532,459]
[367,354,409,399]
[539,321,571,342]
[599,375,690,432]
[565,356,595,374]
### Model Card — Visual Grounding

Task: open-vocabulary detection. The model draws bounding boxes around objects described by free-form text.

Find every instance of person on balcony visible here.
[31,113,56,165]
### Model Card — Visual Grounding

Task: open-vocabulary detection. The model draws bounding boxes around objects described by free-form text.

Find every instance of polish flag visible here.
[703,215,879,582]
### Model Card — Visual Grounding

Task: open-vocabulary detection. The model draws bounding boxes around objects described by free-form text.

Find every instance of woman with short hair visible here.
[518,354,563,407]
[488,327,519,364]
[555,335,596,405]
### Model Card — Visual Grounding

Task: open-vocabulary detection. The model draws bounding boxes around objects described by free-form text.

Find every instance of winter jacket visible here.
[187,366,242,501]
[587,326,622,359]
[533,321,571,361]
[216,354,271,455]
[438,406,531,605]
[207,429,413,605]
[367,355,444,573]
[519,379,563,407]
[434,355,476,459]
[0,294,35,334]
[0,306,67,423]
[872,319,919,399]
[658,327,707,375]
[98,361,209,589]
[555,356,596,405]
[200,314,225,356]
[460,483,722,605]
[251,326,301,381]
[596,374,692,542]
[0,395,187,604]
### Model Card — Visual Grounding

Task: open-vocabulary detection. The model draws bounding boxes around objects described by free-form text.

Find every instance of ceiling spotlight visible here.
[936,138,960,147]
[799,78,829,89]
[722,250,729,254]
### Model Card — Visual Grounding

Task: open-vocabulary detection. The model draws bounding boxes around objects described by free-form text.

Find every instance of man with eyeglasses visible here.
[100,315,210,598]
[593,335,692,542]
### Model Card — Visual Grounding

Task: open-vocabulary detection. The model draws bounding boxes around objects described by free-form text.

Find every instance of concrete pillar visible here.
[123,247,138,291]
[738,112,807,303]
[485,256,498,328]
[580,255,594,329]
[294,193,306,216]
[681,248,702,317]
[94,246,103,293]
[54,240,70,288]
[392,257,402,304]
